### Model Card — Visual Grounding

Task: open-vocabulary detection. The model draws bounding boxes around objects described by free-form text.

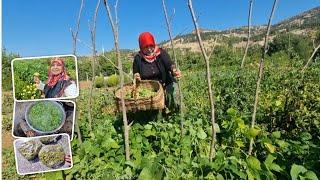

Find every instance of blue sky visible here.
[3,0,319,56]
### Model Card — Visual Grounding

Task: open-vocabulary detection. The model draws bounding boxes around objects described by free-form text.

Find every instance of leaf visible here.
[216,173,225,180]
[248,127,261,138]
[214,123,221,133]
[264,143,276,153]
[276,139,289,149]
[197,128,207,140]
[246,169,254,180]
[304,171,318,180]
[275,100,282,107]
[290,164,308,180]
[227,108,237,116]
[236,118,247,129]
[264,154,283,172]
[247,156,261,171]
[144,129,156,137]
[270,164,283,172]
[235,140,245,148]
[300,132,312,141]
[144,124,153,130]
[138,167,154,180]
[271,131,281,139]
[264,154,276,167]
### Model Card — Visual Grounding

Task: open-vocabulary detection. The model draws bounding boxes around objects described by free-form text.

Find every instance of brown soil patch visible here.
[79,81,91,89]
[2,131,14,149]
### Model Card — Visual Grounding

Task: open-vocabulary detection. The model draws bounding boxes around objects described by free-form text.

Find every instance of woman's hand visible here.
[65,155,72,167]
[134,73,141,81]
[26,131,35,137]
[33,75,40,84]
[172,68,181,79]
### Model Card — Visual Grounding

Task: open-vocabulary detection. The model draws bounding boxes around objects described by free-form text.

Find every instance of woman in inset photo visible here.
[12,55,78,100]
[33,57,77,98]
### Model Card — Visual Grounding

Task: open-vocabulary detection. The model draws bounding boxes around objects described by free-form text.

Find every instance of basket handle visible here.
[132,78,140,101]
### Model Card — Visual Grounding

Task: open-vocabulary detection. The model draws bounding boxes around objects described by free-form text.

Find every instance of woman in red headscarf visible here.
[34,57,77,98]
[133,32,181,112]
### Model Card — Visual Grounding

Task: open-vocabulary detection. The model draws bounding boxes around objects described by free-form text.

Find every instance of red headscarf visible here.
[138,32,161,62]
[46,57,70,87]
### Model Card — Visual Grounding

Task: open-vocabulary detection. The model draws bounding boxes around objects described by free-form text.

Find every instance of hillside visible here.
[160,6,320,52]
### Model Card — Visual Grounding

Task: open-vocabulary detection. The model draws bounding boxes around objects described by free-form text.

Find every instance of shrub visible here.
[94,76,105,88]
[106,74,120,87]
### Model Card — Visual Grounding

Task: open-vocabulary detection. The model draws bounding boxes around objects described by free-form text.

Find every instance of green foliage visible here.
[94,76,105,88]
[106,74,120,87]
[290,164,318,180]
[3,41,320,179]
[2,49,19,91]
[268,33,313,59]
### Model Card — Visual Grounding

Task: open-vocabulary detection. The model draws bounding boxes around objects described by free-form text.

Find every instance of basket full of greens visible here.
[115,80,165,112]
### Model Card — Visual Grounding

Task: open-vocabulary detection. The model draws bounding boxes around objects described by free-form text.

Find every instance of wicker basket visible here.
[115,80,165,112]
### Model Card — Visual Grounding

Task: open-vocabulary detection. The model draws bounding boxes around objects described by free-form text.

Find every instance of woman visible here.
[34,57,77,98]
[133,32,181,113]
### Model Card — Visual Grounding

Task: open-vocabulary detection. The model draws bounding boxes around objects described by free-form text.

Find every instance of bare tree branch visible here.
[241,0,254,68]
[248,0,278,155]
[207,36,219,60]
[187,0,217,162]
[162,0,185,135]
[87,0,101,131]
[103,0,131,161]
[100,53,133,80]
[71,0,85,55]
[70,0,85,144]
[301,43,320,72]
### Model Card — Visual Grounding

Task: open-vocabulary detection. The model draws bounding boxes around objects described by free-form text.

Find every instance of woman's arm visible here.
[37,81,45,91]
[64,82,78,97]
[160,49,174,72]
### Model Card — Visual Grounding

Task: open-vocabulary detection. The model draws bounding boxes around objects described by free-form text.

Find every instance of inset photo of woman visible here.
[12,55,79,101]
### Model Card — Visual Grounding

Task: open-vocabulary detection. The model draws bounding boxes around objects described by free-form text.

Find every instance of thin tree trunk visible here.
[248,0,278,155]
[88,0,101,131]
[241,0,253,68]
[70,0,85,144]
[103,0,130,161]
[161,0,185,135]
[301,43,320,72]
[187,0,217,162]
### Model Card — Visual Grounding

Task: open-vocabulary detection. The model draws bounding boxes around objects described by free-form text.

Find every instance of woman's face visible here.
[50,62,63,75]
[142,45,155,55]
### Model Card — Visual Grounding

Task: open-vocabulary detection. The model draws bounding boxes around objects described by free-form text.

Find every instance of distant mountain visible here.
[160,6,320,52]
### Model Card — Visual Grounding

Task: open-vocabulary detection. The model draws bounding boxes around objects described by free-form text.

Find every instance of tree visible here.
[268,33,313,60]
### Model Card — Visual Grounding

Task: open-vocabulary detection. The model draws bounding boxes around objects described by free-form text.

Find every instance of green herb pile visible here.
[28,101,63,132]
[39,144,65,168]
[125,87,157,99]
